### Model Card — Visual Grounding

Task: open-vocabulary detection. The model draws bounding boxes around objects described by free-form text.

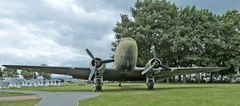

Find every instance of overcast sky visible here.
[0,0,239,67]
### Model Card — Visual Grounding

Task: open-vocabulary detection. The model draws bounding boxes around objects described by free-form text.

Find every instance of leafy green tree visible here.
[112,0,240,73]
[113,0,178,66]
[214,10,240,68]
[173,6,219,67]
[38,72,51,80]
[40,64,51,80]
[20,64,51,80]
[3,68,17,78]
[21,70,37,80]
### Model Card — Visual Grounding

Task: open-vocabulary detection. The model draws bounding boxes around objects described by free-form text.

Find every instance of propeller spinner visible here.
[141,45,170,75]
[85,49,114,80]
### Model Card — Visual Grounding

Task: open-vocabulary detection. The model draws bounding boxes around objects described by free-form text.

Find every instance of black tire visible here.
[95,79,102,92]
[147,80,154,90]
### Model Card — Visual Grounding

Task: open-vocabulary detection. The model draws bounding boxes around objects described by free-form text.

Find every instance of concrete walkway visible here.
[0,90,98,106]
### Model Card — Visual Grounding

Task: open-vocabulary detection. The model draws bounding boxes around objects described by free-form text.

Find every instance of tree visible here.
[21,70,37,80]
[113,0,178,66]
[112,0,240,72]
[40,64,51,80]
[214,10,240,68]
[3,68,18,78]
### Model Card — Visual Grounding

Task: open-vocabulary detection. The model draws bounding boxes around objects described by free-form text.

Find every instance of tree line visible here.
[112,0,240,72]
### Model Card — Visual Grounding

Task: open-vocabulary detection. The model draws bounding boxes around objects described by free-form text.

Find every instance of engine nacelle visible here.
[145,58,163,73]
[90,58,106,74]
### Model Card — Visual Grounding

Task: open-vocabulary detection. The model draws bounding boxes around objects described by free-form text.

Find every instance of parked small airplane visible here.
[2,37,236,91]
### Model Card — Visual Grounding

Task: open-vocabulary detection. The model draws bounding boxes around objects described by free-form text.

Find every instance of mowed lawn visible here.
[0,99,41,106]
[4,83,240,106]
[0,92,30,97]
[0,92,40,106]
[80,83,240,106]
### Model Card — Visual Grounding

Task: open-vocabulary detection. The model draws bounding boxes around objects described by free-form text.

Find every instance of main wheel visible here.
[95,79,102,92]
[147,80,154,90]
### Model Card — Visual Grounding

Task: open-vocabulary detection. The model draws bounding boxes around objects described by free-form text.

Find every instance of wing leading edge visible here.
[154,66,235,78]
[2,65,119,80]
[2,65,91,79]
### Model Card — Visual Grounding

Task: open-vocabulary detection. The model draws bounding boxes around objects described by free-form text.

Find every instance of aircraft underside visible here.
[75,71,146,81]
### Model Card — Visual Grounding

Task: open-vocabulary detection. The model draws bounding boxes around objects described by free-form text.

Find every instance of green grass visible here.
[0,99,41,106]
[0,92,30,97]
[80,83,240,106]
[5,83,240,106]
[0,92,39,106]
[7,83,94,92]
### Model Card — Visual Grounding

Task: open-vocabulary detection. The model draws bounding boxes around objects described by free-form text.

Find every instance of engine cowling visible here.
[145,58,162,73]
[85,48,113,81]
[141,45,171,75]
[90,58,106,74]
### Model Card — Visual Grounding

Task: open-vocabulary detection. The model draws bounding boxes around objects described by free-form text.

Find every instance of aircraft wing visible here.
[2,65,236,81]
[155,66,235,78]
[2,65,93,79]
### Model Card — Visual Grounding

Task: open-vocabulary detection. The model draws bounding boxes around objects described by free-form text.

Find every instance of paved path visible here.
[0,90,98,106]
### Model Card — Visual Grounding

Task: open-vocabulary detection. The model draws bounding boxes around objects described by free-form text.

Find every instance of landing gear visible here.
[95,79,102,91]
[94,73,103,92]
[147,80,154,90]
[119,82,121,87]
[146,75,155,90]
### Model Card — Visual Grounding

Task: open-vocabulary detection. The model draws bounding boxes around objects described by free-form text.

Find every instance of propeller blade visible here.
[85,49,95,60]
[88,70,94,80]
[151,45,157,59]
[101,59,114,64]
[88,65,96,80]
[142,64,155,75]
[159,64,171,70]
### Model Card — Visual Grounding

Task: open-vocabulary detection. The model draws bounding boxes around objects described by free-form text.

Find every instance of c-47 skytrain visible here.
[3,37,236,91]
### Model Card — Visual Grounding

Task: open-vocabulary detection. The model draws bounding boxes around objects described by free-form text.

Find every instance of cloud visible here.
[0,18,88,66]
[0,0,239,67]
[0,0,135,66]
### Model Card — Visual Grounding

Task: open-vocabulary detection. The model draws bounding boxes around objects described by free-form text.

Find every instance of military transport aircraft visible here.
[2,37,236,91]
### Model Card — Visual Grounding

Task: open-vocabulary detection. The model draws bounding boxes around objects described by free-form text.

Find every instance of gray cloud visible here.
[0,0,239,67]
[0,0,135,67]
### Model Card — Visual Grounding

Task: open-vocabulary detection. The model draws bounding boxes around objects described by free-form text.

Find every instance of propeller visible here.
[86,49,114,80]
[141,45,170,75]
[86,49,95,60]
[88,66,95,80]
[142,45,157,75]
[101,59,114,64]
[151,45,157,59]
[141,64,155,75]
